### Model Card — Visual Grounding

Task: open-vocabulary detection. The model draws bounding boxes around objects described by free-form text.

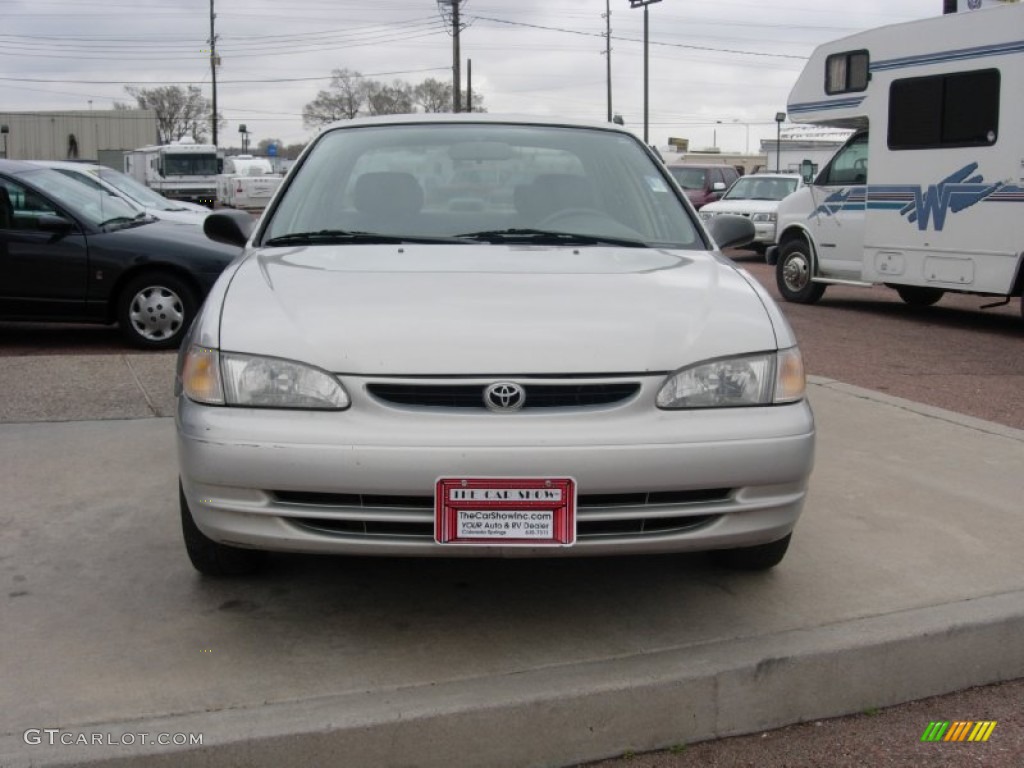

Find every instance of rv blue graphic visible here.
[810,163,1023,232]
[893,164,1000,231]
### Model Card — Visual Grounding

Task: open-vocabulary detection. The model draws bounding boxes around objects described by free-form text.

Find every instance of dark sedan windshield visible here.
[265,123,702,249]
[19,168,142,227]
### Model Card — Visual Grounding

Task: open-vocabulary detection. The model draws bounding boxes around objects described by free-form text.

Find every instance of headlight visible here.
[699,211,717,220]
[751,212,777,223]
[656,348,805,408]
[181,347,350,409]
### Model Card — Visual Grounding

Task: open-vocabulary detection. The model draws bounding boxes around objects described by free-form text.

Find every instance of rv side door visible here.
[806,132,868,279]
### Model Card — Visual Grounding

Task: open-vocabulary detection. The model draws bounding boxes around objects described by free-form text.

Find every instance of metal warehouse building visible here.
[0,109,158,168]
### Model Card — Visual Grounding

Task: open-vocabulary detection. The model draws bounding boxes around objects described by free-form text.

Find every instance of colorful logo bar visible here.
[921,721,997,742]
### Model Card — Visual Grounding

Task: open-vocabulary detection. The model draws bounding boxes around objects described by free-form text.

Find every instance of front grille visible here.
[292,514,719,540]
[274,488,731,509]
[277,488,730,541]
[366,382,640,409]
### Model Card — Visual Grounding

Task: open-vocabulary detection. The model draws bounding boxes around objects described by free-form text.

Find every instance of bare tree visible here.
[365,80,415,116]
[122,85,216,144]
[413,78,452,113]
[255,138,284,154]
[302,68,367,128]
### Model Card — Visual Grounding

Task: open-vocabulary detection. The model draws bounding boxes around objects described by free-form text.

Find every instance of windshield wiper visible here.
[455,228,648,248]
[264,229,468,246]
[98,213,150,229]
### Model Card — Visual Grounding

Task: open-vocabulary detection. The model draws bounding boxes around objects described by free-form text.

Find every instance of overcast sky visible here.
[1,0,942,153]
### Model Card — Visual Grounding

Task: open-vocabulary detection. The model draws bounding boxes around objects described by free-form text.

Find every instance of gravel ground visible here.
[580,678,1023,768]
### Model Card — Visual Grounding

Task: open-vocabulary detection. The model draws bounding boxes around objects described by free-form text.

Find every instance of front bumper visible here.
[177,379,815,558]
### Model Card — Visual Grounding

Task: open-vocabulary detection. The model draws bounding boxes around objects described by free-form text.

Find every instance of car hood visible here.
[146,206,209,226]
[702,199,779,215]
[218,245,777,375]
[103,219,240,264]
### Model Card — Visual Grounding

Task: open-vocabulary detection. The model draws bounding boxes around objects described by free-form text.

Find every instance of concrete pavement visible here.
[1,355,1022,767]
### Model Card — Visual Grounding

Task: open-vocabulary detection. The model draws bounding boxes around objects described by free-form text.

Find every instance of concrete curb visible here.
[808,375,1024,443]
[7,590,1023,768]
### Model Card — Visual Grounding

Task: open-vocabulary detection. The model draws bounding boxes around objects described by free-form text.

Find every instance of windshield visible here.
[163,153,219,177]
[97,167,176,209]
[722,177,798,201]
[667,167,707,190]
[265,123,700,248]
[21,168,142,227]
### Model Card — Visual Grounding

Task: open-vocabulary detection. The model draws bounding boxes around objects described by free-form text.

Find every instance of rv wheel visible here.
[776,240,826,304]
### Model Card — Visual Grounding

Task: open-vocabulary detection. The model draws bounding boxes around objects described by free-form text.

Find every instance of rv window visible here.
[825,50,869,95]
[819,133,868,186]
[888,69,999,150]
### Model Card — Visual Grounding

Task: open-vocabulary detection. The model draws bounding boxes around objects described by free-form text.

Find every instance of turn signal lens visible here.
[775,347,806,403]
[181,346,224,405]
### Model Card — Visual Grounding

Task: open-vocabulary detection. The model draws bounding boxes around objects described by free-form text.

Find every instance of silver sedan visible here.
[176,114,814,576]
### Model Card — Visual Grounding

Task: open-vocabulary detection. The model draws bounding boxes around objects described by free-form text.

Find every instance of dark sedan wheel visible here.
[713,534,792,571]
[776,240,826,304]
[180,482,266,577]
[117,272,196,350]
[895,286,944,307]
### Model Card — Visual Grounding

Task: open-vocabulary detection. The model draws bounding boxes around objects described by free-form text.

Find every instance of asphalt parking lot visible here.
[1,249,1022,768]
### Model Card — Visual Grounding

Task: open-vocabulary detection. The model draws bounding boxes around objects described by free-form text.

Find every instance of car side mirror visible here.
[37,214,76,235]
[705,213,755,251]
[712,181,726,192]
[204,210,254,247]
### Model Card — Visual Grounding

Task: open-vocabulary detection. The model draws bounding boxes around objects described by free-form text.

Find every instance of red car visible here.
[667,164,741,210]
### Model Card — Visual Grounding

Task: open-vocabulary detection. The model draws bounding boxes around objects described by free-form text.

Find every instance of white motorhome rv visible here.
[770,3,1024,320]
[123,138,223,208]
[216,154,283,210]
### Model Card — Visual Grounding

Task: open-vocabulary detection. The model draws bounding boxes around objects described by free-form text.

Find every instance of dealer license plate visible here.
[435,477,577,546]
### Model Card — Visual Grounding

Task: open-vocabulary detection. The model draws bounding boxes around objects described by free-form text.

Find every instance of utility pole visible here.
[209,0,219,145]
[603,0,612,122]
[466,58,473,113]
[453,0,461,112]
[437,1,466,113]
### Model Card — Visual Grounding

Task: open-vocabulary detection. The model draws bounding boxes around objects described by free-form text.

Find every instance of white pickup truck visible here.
[216,155,283,211]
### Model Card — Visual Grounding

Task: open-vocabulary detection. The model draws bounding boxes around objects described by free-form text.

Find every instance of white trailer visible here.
[123,138,222,208]
[216,155,283,210]
[769,3,1024,320]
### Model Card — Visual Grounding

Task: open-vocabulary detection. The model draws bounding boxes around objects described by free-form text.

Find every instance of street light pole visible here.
[775,112,786,172]
[0,124,8,159]
[630,0,662,145]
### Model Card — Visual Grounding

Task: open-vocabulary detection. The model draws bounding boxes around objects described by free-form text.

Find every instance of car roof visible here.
[747,172,802,180]
[667,163,737,171]
[0,158,50,174]
[318,112,640,137]
[29,160,103,172]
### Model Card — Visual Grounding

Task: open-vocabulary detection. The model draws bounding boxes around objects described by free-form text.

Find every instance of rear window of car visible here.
[667,167,708,190]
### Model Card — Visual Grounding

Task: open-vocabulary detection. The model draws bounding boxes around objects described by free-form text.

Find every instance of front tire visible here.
[776,240,826,304]
[713,534,792,571]
[117,272,197,350]
[895,286,944,307]
[180,482,266,577]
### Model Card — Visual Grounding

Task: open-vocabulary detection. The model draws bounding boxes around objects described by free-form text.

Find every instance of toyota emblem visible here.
[483,382,525,412]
